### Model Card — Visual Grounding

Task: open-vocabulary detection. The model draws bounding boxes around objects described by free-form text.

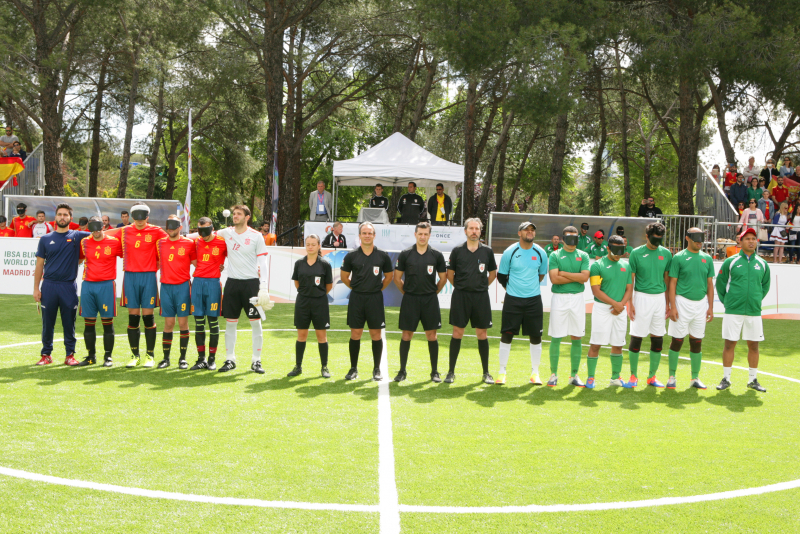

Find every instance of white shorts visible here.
[630,292,666,338]
[548,293,586,338]
[667,295,708,340]
[722,314,764,342]
[590,302,628,347]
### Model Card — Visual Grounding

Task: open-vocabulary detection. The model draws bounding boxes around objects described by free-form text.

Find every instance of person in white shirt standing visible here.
[32,210,54,238]
[216,205,274,374]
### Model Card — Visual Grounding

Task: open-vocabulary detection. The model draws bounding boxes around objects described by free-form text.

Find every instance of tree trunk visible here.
[146,70,165,199]
[505,128,539,211]
[478,109,514,218]
[591,67,607,216]
[463,77,479,219]
[495,123,509,212]
[769,112,799,161]
[264,20,287,234]
[676,73,697,215]
[88,59,107,197]
[643,142,652,199]
[547,113,569,214]
[614,45,632,216]
[37,36,64,195]
[117,49,140,199]
[706,75,736,166]
[408,56,436,141]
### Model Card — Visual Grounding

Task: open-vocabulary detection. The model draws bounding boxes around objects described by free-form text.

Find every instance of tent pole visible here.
[333,176,337,221]
[460,182,464,225]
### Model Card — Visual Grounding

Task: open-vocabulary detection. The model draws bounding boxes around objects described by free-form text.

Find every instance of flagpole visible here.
[183,108,192,233]
[270,123,279,234]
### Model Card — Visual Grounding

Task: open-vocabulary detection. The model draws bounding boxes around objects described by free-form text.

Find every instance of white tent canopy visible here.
[332,132,464,222]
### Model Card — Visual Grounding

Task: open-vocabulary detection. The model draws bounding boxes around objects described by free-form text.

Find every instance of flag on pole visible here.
[182,109,192,233]
[270,123,279,234]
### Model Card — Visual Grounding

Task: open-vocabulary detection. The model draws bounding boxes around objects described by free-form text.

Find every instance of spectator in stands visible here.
[742,156,760,182]
[788,203,800,264]
[0,126,19,156]
[788,192,798,217]
[710,164,721,186]
[117,210,130,227]
[760,157,779,184]
[747,177,762,203]
[32,210,53,238]
[723,163,738,197]
[771,202,790,264]
[427,183,452,226]
[308,181,333,222]
[757,190,776,232]
[397,181,425,224]
[792,164,800,182]
[738,199,764,237]
[0,215,14,237]
[758,177,767,193]
[78,217,89,231]
[729,173,749,208]
[637,197,663,218]
[770,175,789,204]
[736,201,745,216]
[102,215,112,230]
[11,202,36,238]
[10,141,26,160]
[369,183,389,210]
[322,221,347,249]
[779,156,794,178]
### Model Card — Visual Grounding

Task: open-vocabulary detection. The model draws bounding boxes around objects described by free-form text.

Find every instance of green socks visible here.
[549,337,562,374]
[570,339,582,376]
[610,353,623,379]
[629,350,639,378]
[587,356,598,378]
[668,350,680,377]
[690,352,702,379]
[647,351,661,378]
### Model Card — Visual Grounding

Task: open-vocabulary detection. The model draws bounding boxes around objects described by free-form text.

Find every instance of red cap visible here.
[740,227,758,239]
[593,231,604,239]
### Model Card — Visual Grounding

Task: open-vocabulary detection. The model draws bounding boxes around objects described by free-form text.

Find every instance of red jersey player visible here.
[105,202,168,368]
[155,216,197,369]
[188,216,227,370]
[78,216,122,366]
[0,215,14,236]
[11,202,36,238]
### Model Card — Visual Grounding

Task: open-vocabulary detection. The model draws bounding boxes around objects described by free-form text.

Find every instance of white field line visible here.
[378,328,401,534]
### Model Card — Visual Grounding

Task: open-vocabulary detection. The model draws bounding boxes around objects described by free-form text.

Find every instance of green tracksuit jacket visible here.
[715,251,771,317]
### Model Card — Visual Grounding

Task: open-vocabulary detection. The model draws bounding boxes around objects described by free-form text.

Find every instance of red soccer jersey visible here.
[157,236,197,284]
[193,234,227,279]
[80,236,123,282]
[0,227,15,237]
[12,216,36,238]
[106,224,168,272]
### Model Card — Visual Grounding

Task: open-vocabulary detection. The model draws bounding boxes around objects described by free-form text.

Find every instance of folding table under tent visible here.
[332,132,465,224]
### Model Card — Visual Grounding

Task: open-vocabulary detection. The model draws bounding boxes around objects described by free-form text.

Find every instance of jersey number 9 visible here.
[168,254,174,262]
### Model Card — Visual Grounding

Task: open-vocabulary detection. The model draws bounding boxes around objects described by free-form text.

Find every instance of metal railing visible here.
[696,163,738,224]
[659,214,716,253]
[0,143,45,216]
[704,220,800,262]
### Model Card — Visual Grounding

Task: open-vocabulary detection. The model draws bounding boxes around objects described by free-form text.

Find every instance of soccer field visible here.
[0,294,798,533]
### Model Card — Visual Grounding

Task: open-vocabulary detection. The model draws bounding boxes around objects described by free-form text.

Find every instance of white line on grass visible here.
[378,328,401,534]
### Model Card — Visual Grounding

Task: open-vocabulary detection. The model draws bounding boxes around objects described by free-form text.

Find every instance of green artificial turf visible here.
[0,295,797,533]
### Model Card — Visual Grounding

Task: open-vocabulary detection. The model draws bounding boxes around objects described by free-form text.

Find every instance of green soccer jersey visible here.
[578,234,592,252]
[544,243,560,256]
[625,245,633,256]
[549,247,591,294]
[590,256,632,303]
[589,241,608,258]
[669,248,714,301]
[628,244,672,294]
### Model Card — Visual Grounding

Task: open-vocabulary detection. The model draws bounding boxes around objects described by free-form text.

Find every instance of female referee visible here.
[288,234,334,378]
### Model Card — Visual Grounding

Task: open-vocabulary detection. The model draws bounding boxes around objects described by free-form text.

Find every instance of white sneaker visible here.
[609,378,625,387]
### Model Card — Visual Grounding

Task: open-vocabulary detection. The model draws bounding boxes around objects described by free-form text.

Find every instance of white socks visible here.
[530,343,542,373]
[225,320,238,361]
[498,342,511,374]
[749,368,757,382]
[251,319,263,363]
[723,367,732,380]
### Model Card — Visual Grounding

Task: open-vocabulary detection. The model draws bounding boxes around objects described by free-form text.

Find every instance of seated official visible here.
[322,222,347,249]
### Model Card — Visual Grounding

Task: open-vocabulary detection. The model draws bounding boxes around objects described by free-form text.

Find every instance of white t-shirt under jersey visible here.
[217,226,268,280]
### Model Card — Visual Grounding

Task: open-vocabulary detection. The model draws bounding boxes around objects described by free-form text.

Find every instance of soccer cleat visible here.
[207,356,217,371]
[77,356,96,367]
[321,367,331,378]
[666,376,677,389]
[103,356,113,368]
[373,368,382,381]
[530,373,542,386]
[178,359,188,370]
[569,375,585,388]
[747,379,767,392]
[157,358,171,369]
[345,368,358,380]
[251,361,265,374]
[36,355,53,366]
[64,354,80,366]
[494,373,506,385]
[547,374,558,387]
[716,377,731,390]
[393,370,407,382]
[690,378,707,390]
[126,355,140,368]
[647,376,665,388]
[609,378,625,387]
[190,360,207,370]
[218,360,236,372]
[287,366,302,377]
[482,373,494,384]
[586,377,595,389]
[143,355,155,368]
[444,372,455,384]
[430,371,442,383]
[623,375,638,389]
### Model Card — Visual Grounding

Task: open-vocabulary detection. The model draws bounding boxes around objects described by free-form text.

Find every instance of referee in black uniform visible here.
[288,234,334,378]
[393,221,448,382]
[341,222,394,381]
[446,218,497,384]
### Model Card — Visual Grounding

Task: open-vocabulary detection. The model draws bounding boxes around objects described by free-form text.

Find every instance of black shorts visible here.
[500,294,543,336]
[399,292,442,332]
[347,291,386,330]
[295,295,330,330]
[449,290,493,329]
[222,278,260,320]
